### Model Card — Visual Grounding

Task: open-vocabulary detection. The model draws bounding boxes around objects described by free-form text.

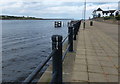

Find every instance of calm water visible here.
[2,20,70,82]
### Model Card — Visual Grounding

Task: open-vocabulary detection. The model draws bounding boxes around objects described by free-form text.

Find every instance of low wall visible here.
[93,18,119,25]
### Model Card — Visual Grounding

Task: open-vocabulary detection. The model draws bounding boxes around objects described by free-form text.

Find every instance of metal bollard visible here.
[80,20,81,27]
[57,35,62,83]
[51,35,63,83]
[68,26,73,52]
[83,21,85,29]
[90,21,93,26]
[52,35,57,50]
[74,28,77,40]
[73,21,81,40]
[73,25,77,40]
[78,21,81,30]
[76,22,79,35]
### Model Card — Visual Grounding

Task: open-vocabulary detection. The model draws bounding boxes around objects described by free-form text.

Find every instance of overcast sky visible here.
[0,0,119,19]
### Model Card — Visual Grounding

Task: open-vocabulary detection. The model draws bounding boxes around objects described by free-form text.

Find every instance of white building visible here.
[93,8,120,18]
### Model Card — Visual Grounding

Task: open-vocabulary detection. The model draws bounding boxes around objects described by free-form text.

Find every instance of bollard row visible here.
[50,20,81,84]
[73,21,81,40]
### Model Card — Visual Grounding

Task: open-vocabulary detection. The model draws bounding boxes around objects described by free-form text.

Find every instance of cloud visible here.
[0,0,118,19]
[0,0,119,3]
[86,3,118,10]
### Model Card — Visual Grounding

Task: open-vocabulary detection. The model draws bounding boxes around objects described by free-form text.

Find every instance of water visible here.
[2,20,70,82]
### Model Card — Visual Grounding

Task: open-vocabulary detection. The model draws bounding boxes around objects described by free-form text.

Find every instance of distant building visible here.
[93,8,120,18]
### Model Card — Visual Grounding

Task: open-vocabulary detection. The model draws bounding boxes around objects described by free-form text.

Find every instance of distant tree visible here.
[115,15,120,20]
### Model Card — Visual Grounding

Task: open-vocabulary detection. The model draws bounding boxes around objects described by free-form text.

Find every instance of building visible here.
[93,8,120,18]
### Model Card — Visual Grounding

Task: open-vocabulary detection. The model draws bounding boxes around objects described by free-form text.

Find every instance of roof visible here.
[93,8,118,14]
[102,11,109,14]
[109,10,116,13]
[96,8,103,11]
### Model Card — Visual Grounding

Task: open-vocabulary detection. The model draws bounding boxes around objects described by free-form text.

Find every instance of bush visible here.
[115,15,120,20]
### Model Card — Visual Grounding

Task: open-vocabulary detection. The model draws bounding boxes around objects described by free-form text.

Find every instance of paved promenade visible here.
[71,21,118,82]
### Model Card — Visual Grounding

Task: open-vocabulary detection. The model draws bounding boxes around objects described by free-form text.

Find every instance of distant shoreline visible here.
[0,19,72,20]
[0,15,73,20]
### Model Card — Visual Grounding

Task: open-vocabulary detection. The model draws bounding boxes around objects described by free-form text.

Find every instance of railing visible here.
[22,20,81,84]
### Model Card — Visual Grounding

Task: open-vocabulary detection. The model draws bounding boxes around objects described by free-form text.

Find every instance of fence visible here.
[22,20,81,84]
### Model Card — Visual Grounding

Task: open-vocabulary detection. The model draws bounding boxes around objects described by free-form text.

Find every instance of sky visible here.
[0,0,119,19]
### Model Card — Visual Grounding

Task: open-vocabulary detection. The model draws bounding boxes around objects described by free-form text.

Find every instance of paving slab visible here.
[75,59,87,65]
[89,73,107,82]
[72,71,88,82]
[73,64,87,72]
[106,75,118,82]
[103,67,118,75]
[100,61,115,67]
[88,65,103,73]
[87,60,100,66]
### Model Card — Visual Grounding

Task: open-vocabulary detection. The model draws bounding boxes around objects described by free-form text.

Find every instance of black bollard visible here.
[76,22,79,35]
[57,35,62,83]
[73,27,77,40]
[68,26,73,52]
[73,24,77,40]
[90,21,93,26]
[51,35,63,84]
[52,35,57,50]
[83,22,85,29]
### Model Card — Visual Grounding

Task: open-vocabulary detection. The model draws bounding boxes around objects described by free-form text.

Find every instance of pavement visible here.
[92,21,118,41]
[71,21,118,82]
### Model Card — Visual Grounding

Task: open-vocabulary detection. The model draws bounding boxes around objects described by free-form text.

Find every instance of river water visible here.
[2,20,70,82]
